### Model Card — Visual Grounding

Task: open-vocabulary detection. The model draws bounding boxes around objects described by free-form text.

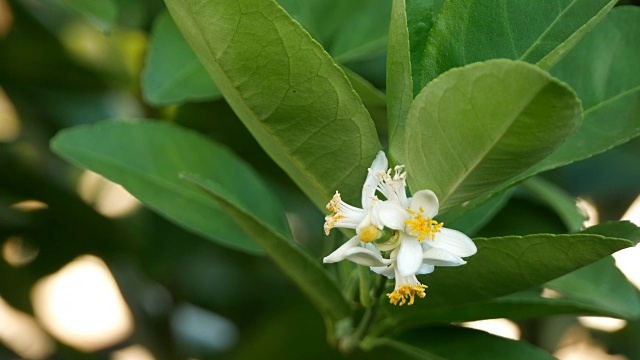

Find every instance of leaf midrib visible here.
[180,0,365,208]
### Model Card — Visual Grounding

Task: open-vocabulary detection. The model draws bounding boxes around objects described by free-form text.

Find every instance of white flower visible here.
[323,151,477,306]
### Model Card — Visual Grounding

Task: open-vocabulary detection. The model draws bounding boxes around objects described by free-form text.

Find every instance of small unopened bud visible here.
[359,225,381,243]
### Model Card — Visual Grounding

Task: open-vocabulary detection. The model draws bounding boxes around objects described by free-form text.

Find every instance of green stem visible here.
[340,275,388,354]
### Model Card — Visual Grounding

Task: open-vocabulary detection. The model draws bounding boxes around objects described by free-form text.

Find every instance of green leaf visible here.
[165,0,381,208]
[546,257,640,319]
[444,188,514,236]
[387,0,414,165]
[406,0,433,96]
[371,326,555,360]
[329,1,392,64]
[525,7,640,180]
[50,120,284,254]
[443,9,640,216]
[384,233,633,310]
[405,60,581,212]
[373,289,639,334]
[581,221,640,245]
[142,12,220,106]
[180,173,351,328]
[419,0,617,88]
[522,177,585,233]
[54,0,118,33]
[340,66,387,137]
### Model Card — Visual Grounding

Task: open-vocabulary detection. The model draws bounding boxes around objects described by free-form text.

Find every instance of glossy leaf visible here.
[372,326,555,360]
[387,0,414,165]
[165,0,381,208]
[581,221,640,245]
[383,233,633,311]
[50,121,290,254]
[180,173,351,327]
[517,7,640,181]
[55,0,118,33]
[142,12,220,105]
[546,257,640,319]
[374,289,639,334]
[405,60,581,212]
[419,0,617,88]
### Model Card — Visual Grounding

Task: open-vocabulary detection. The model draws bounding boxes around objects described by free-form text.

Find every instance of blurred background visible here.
[1,0,639,359]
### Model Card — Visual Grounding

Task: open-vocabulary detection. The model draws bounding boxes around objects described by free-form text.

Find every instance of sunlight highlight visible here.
[613,194,640,289]
[578,316,627,332]
[0,86,20,142]
[111,344,156,360]
[0,296,55,359]
[461,319,521,340]
[77,170,141,218]
[555,326,627,360]
[576,197,599,228]
[2,236,39,267]
[31,255,134,352]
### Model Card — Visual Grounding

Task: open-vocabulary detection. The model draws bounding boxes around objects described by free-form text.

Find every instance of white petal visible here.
[343,247,392,267]
[323,236,360,263]
[416,263,435,275]
[431,228,477,257]
[362,151,388,208]
[397,235,424,276]
[409,190,439,218]
[373,201,409,230]
[423,247,467,266]
[371,263,395,279]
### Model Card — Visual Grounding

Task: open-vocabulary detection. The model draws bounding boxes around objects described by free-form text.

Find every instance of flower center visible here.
[404,207,443,242]
[387,284,428,306]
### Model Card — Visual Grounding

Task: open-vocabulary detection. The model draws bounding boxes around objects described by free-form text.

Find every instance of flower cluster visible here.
[323,151,477,306]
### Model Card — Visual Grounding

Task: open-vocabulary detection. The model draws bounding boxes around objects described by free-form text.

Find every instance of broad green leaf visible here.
[581,221,640,245]
[370,326,555,360]
[373,289,638,335]
[165,0,381,208]
[50,121,288,254]
[546,257,640,319]
[142,12,220,106]
[419,0,617,88]
[516,7,640,181]
[54,0,118,33]
[180,173,351,328]
[523,177,585,232]
[406,0,433,96]
[387,0,414,165]
[383,233,632,311]
[340,66,387,137]
[405,60,581,212]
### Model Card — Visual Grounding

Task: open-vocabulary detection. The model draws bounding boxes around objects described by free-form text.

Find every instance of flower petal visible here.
[362,151,388,209]
[416,263,435,275]
[374,200,408,230]
[343,247,392,267]
[397,235,424,276]
[323,235,360,263]
[431,228,477,257]
[423,247,467,266]
[371,263,395,279]
[409,190,439,218]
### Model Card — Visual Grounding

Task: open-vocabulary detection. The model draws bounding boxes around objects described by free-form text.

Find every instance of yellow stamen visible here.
[387,284,428,306]
[359,225,380,243]
[323,213,343,235]
[404,206,443,242]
